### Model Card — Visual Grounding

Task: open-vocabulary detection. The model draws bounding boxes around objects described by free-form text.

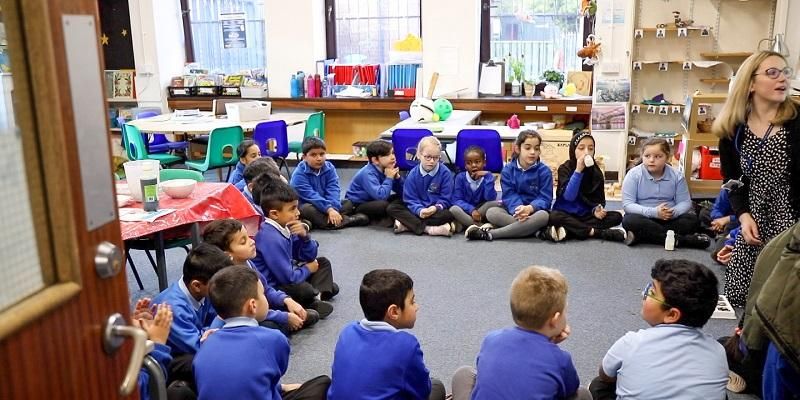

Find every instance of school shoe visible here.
[624,230,637,246]
[425,223,453,237]
[465,225,493,241]
[393,220,409,234]
[556,226,567,242]
[302,309,320,328]
[480,223,494,230]
[726,370,747,393]
[450,221,462,234]
[321,282,339,301]
[537,227,555,242]
[677,233,712,249]
[342,213,370,228]
[309,299,334,319]
[599,228,626,242]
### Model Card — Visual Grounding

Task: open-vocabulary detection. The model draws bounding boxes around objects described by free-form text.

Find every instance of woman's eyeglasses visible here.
[753,67,794,79]
[642,281,673,309]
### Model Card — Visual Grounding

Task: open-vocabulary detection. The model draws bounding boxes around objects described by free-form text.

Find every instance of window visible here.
[480,0,583,81]
[186,0,266,73]
[326,0,421,64]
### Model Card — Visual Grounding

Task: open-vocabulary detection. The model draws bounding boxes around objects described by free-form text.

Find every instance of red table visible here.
[120,182,261,290]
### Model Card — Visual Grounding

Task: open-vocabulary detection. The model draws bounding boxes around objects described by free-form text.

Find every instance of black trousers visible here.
[300,200,355,230]
[168,353,196,389]
[588,377,616,400]
[548,210,623,240]
[277,257,334,308]
[354,194,402,226]
[386,201,455,235]
[282,375,331,400]
[622,212,700,245]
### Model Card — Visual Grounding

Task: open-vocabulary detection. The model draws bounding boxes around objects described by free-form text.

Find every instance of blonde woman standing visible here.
[713,51,800,307]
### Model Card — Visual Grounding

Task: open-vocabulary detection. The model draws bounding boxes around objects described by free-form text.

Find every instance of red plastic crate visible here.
[699,146,723,180]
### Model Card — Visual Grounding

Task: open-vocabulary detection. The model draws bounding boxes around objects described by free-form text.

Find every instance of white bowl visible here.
[541,122,556,130]
[160,179,196,199]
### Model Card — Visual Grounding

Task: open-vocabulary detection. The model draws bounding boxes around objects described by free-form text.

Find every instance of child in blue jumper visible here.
[252,178,338,316]
[621,138,710,248]
[228,139,261,191]
[467,130,551,241]
[193,265,331,400]
[327,269,446,400]
[152,243,233,386]
[242,157,284,216]
[290,137,368,230]
[345,140,404,226]
[451,265,589,400]
[202,218,322,333]
[453,145,501,237]
[386,136,456,236]
[546,131,625,242]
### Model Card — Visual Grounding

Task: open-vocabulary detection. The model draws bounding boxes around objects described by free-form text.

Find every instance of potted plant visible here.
[509,58,524,96]
[540,69,564,98]
[523,79,535,97]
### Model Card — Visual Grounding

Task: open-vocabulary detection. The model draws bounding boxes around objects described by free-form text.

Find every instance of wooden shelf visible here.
[639,27,711,32]
[106,98,137,103]
[700,52,752,59]
[699,78,730,85]
[110,127,121,132]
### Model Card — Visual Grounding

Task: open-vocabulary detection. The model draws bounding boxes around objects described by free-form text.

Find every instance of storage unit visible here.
[679,92,726,197]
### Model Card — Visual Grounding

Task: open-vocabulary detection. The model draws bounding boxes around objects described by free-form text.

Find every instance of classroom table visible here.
[127,111,313,135]
[119,182,261,290]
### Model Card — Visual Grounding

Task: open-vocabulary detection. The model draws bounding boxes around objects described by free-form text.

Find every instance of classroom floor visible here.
[125,167,757,399]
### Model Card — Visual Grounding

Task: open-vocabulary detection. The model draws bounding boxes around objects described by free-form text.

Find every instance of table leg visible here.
[190,222,201,247]
[154,231,168,291]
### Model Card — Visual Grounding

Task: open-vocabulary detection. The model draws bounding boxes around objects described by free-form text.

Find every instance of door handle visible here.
[103,313,152,396]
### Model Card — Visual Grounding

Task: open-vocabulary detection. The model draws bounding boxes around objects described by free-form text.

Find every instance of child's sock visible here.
[424,224,452,237]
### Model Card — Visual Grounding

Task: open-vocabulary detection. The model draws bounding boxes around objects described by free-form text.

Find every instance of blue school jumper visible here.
[290,160,343,212]
[328,320,432,400]
[500,159,553,213]
[345,163,404,204]
[152,279,218,355]
[138,343,172,400]
[402,162,454,215]
[242,185,264,216]
[228,161,246,191]
[452,171,497,214]
[552,170,592,216]
[252,218,319,288]
[711,189,738,225]
[245,260,289,325]
[193,317,289,400]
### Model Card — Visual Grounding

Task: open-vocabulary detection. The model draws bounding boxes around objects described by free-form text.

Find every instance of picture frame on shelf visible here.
[104,70,115,99]
[567,71,592,96]
[112,70,135,99]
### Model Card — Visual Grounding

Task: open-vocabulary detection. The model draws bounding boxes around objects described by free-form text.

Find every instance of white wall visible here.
[421,0,481,97]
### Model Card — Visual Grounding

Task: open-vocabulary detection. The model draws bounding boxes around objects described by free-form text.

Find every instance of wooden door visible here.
[0,0,137,398]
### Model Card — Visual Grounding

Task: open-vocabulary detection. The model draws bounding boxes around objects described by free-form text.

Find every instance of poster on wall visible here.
[595,79,630,103]
[221,12,247,49]
[591,103,627,131]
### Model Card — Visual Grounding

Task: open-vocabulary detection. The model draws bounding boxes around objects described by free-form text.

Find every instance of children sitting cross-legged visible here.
[152,243,233,387]
[588,259,728,400]
[252,177,338,317]
[467,130,552,241]
[345,140,404,226]
[452,145,501,238]
[229,139,262,190]
[327,269,446,400]
[290,137,369,230]
[193,265,331,400]
[451,266,591,400]
[621,138,711,248]
[241,156,284,215]
[545,131,625,243]
[202,218,319,334]
[386,136,457,236]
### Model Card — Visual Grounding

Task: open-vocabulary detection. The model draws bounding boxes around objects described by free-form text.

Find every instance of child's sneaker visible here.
[624,230,637,246]
[677,233,712,249]
[599,228,626,242]
[393,220,409,234]
[726,370,746,393]
[450,221,462,234]
[556,226,567,241]
[480,223,494,230]
[309,300,334,319]
[465,225,493,241]
[425,223,452,237]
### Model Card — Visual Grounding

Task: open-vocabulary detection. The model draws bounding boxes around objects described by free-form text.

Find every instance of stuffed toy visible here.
[409,98,436,122]
[577,34,601,65]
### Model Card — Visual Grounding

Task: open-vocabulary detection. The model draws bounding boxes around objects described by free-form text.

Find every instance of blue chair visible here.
[455,129,504,173]
[254,120,292,177]
[136,111,189,153]
[399,111,411,121]
[391,128,433,171]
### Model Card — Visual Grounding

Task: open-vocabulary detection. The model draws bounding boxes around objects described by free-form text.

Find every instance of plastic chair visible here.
[289,111,325,160]
[455,129,504,173]
[254,120,292,177]
[160,168,205,182]
[391,128,433,171]
[185,126,244,180]
[137,111,189,153]
[124,123,183,165]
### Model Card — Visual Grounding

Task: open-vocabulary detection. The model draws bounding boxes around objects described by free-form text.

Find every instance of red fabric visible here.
[120,182,261,241]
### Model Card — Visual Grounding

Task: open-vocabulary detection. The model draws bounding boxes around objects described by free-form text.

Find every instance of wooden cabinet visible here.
[679,93,726,198]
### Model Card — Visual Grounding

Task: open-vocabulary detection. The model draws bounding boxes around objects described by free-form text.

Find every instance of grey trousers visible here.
[449,201,502,227]
[485,207,549,240]
[451,366,592,400]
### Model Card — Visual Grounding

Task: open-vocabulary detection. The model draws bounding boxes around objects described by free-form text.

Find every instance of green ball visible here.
[433,98,453,121]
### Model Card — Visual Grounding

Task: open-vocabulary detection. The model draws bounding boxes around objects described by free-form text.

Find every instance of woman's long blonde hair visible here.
[712,51,799,139]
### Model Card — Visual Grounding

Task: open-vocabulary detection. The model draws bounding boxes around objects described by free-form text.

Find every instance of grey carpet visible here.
[126,167,756,399]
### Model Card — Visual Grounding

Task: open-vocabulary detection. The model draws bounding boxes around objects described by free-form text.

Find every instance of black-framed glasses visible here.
[642,282,673,308]
[753,67,794,79]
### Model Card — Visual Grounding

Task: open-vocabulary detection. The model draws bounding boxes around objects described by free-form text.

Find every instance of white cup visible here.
[583,154,594,167]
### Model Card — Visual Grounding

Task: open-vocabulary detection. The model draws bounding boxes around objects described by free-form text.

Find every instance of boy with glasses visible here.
[589,259,728,400]
[387,136,456,236]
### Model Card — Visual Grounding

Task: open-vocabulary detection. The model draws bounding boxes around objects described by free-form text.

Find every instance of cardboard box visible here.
[539,129,573,183]
[225,101,271,122]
